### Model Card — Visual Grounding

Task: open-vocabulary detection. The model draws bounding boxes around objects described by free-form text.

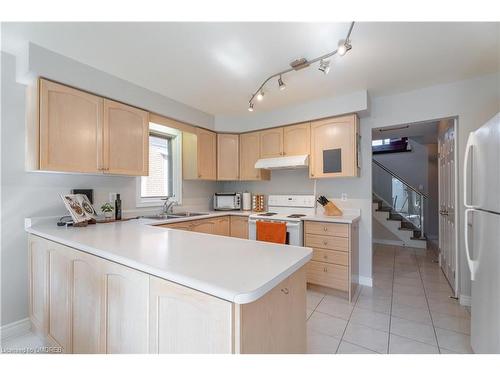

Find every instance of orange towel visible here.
[256,221,287,244]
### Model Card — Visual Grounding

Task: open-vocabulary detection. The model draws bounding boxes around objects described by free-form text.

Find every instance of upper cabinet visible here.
[240,132,270,181]
[310,114,360,178]
[283,123,310,156]
[259,128,284,158]
[217,134,239,180]
[183,127,217,180]
[38,79,104,173]
[103,99,149,176]
[30,79,149,176]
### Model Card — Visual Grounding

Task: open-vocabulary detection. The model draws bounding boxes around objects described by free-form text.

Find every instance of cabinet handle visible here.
[323,267,328,273]
[323,255,328,259]
[280,288,289,295]
[311,173,315,177]
[198,174,202,178]
[323,240,328,246]
[323,227,328,232]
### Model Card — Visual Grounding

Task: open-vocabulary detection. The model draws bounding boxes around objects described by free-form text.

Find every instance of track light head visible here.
[248,102,254,112]
[337,39,352,56]
[278,76,286,91]
[256,90,264,101]
[318,59,330,75]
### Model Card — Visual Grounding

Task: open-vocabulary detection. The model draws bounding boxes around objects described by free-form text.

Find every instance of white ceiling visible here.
[2,22,499,116]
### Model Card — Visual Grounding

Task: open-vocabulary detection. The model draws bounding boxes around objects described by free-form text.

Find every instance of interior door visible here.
[438,121,457,294]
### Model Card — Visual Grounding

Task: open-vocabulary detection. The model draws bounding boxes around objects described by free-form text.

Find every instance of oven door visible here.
[248,219,303,246]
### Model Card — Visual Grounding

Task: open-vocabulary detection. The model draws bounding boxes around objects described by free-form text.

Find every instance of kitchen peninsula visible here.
[25,218,312,354]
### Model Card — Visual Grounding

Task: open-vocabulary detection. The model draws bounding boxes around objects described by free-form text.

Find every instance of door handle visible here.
[464,208,478,280]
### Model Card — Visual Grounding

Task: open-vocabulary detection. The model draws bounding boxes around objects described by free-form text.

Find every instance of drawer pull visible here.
[323,227,328,232]
[323,267,328,273]
[323,240,328,246]
[280,288,289,295]
[323,255,328,260]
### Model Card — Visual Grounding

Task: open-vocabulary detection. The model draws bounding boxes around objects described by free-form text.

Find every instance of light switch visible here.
[341,193,347,201]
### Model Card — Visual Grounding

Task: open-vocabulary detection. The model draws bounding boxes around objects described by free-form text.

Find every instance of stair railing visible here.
[372,159,428,238]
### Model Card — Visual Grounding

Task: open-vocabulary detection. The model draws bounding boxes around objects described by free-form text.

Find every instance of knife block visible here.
[323,201,343,216]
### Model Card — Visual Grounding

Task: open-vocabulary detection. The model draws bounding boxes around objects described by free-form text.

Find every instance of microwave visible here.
[213,193,242,211]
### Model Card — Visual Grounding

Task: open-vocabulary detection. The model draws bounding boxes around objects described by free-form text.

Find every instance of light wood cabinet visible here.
[102,260,149,354]
[214,216,230,236]
[239,132,270,181]
[29,235,307,354]
[149,276,233,353]
[260,128,284,158]
[103,99,149,176]
[310,114,359,178]
[217,134,239,180]
[31,79,149,176]
[230,216,249,239]
[39,79,103,173]
[183,128,217,180]
[283,123,310,156]
[190,219,216,234]
[304,220,359,301]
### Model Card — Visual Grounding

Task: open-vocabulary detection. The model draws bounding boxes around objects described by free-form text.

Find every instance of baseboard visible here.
[459,294,471,307]
[373,238,404,246]
[0,318,31,341]
[358,276,373,287]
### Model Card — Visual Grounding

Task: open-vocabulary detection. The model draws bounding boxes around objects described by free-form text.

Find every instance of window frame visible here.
[136,123,182,208]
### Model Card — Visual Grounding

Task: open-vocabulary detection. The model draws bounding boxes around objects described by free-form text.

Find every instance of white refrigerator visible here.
[464,113,500,353]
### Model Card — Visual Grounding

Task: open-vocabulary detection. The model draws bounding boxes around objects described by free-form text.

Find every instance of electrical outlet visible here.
[341,193,348,201]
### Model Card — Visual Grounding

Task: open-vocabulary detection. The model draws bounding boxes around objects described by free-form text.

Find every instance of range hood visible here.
[254,154,309,170]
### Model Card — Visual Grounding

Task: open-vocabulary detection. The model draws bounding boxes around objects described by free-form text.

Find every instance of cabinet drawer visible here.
[306,261,348,291]
[312,249,348,266]
[305,234,348,251]
[304,221,348,237]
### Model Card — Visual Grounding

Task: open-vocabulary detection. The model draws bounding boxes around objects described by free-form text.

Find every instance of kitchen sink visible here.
[169,212,206,217]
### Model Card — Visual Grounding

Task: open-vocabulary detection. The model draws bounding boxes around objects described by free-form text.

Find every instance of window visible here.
[372,137,410,154]
[136,123,182,207]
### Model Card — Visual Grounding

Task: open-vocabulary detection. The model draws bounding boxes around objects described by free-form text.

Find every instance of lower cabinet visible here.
[29,235,306,353]
[159,215,239,238]
[230,216,248,239]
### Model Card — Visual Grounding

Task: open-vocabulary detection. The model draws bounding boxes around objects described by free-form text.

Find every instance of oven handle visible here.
[248,218,301,227]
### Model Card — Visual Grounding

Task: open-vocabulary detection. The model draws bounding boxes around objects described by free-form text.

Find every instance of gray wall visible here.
[0,51,218,326]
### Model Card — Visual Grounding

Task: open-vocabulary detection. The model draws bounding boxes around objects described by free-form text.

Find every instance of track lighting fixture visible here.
[278,75,286,91]
[318,59,330,75]
[247,21,354,111]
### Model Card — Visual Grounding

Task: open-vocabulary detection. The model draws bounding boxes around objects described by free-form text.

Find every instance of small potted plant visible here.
[101,202,114,220]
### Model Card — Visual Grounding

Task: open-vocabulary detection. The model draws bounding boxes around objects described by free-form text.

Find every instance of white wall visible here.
[216,72,500,298]
[0,51,218,326]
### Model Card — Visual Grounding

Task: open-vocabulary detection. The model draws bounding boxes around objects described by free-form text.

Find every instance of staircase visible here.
[372,194,426,249]
[372,159,428,249]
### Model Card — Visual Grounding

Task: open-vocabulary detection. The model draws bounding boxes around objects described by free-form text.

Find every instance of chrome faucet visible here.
[162,196,177,214]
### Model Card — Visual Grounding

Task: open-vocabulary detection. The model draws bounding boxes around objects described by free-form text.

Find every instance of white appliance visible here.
[248,195,316,246]
[463,113,500,353]
[254,154,309,170]
[213,192,241,211]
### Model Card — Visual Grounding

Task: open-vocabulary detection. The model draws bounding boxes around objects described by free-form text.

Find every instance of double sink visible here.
[138,212,207,220]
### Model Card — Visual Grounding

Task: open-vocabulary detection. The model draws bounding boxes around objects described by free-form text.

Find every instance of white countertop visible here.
[25,218,312,304]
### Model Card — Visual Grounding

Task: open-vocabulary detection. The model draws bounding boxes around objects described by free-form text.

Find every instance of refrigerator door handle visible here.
[463,132,477,209]
[464,208,479,280]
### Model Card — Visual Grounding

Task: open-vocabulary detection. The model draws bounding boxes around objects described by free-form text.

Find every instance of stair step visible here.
[387,217,403,222]
[411,237,427,241]
[398,227,414,231]
[376,208,392,212]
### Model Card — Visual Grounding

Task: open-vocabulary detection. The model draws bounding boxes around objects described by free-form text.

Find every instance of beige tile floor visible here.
[307,243,473,354]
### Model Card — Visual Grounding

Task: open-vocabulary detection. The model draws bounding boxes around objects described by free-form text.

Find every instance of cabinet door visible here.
[230,216,249,239]
[284,123,310,156]
[72,251,103,354]
[39,79,103,173]
[103,99,149,176]
[102,261,149,353]
[197,128,217,180]
[190,219,216,234]
[29,236,48,336]
[159,222,193,231]
[310,114,359,178]
[47,245,73,352]
[260,128,284,158]
[240,132,270,180]
[149,276,233,353]
[217,134,239,180]
[214,216,230,236]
